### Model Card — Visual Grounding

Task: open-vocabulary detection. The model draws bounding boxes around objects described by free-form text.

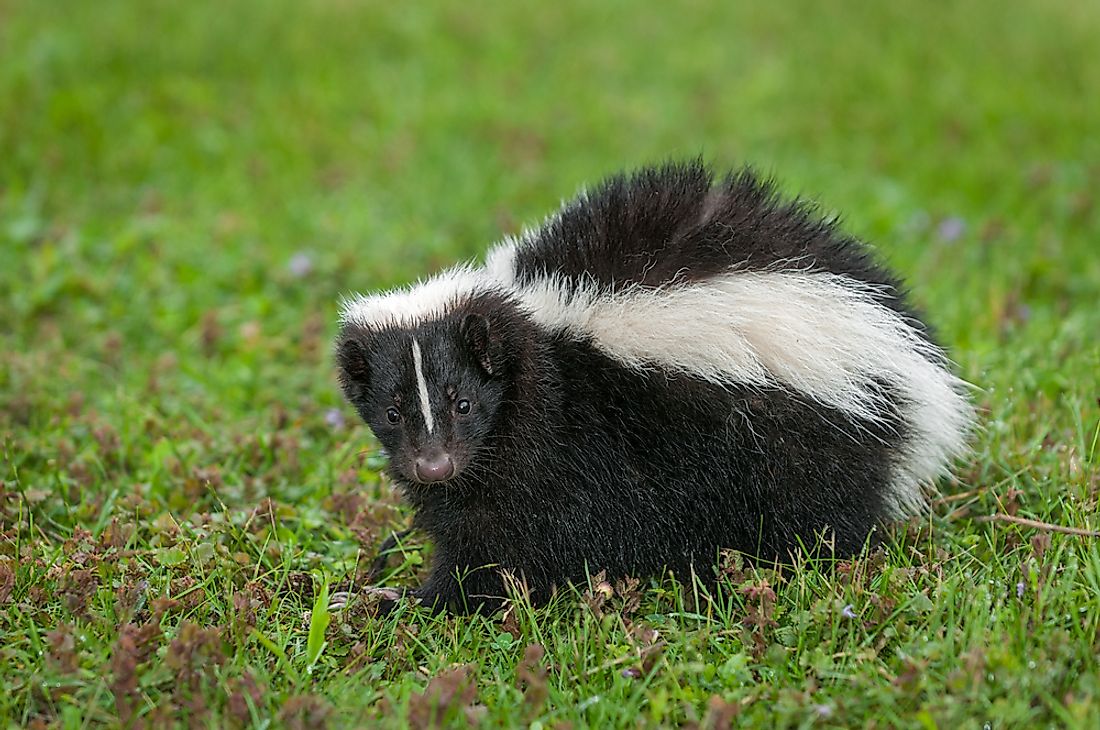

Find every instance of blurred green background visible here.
[3,1,1098,367]
[2,0,1099,726]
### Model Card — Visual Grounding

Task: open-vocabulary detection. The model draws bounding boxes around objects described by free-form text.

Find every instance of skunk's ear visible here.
[460,313,496,376]
[335,336,371,386]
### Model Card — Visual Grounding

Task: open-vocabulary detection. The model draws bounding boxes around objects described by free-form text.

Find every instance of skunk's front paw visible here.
[329,586,408,613]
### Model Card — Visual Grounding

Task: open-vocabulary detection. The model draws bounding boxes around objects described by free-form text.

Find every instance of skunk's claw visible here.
[329,586,407,612]
[328,590,353,612]
[364,586,405,602]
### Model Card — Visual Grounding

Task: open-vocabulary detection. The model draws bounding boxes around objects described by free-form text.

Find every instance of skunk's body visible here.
[336,162,972,612]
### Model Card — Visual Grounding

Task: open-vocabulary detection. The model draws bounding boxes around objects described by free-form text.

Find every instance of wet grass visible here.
[2,0,1099,727]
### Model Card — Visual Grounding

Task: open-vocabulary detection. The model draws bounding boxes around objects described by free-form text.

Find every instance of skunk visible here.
[335,161,973,613]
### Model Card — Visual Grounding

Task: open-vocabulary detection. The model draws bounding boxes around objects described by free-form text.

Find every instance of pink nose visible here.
[415,453,455,483]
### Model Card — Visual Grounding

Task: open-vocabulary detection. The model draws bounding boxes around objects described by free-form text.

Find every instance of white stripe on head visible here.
[411,338,434,433]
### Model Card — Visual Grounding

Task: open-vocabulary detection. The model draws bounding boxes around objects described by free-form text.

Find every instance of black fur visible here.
[514,161,928,331]
[335,162,941,613]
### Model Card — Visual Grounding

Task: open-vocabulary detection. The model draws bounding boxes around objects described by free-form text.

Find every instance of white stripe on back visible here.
[411,339,434,433]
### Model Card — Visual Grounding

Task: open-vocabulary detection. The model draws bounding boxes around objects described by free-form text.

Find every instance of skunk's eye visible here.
[385,407,401,424]
[456,399,471,415]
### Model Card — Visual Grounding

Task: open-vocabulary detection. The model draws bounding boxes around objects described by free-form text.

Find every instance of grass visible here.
[2,0,1099,726]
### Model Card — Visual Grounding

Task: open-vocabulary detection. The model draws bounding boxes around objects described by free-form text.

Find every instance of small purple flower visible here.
[324,408,346,430]
[1016,581,1025,598]
[814,704,834,719]
[936,216,966,243]
[288,252,314,278]
[841,604,857,619]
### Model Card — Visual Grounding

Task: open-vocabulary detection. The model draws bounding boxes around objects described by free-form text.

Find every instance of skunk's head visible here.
[335,310,512,486]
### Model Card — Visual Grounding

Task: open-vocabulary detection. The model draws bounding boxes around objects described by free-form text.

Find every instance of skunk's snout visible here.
[415,451,455,483]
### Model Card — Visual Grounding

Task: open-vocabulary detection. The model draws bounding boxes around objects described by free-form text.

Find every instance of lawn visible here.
[2,0,1099,727]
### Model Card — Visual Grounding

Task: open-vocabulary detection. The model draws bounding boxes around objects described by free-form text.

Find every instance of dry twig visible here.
[975,513,1100,538]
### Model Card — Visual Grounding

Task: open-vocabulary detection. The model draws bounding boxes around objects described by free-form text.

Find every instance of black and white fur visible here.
[335,161,972,613]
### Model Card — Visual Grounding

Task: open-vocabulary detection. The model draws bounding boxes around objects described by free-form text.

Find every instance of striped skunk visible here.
[335,161,973,613]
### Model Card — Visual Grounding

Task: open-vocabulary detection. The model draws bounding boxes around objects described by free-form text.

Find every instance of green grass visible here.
[2,0,1099,726]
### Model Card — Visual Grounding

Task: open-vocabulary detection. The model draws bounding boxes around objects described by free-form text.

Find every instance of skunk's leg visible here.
[367,528,415,582]
[329,528,416,612]
[409,568,463,614]
[413,562,506,615]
